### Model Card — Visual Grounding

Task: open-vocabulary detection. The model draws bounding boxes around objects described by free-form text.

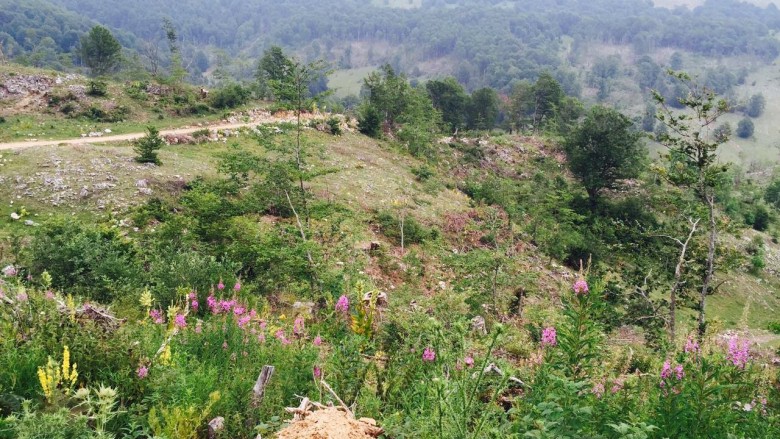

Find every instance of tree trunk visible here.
[698,192,717,339]
[668,218,699,344]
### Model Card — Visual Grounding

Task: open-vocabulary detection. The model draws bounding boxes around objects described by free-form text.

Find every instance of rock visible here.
[136,179,148,188]
[79,187,90,198]
[471,316,487,335]
[24,220,38,226]
[138,188,153,195]
[104,128,112,133]
[10,212,20,220]
[292,302,315,316]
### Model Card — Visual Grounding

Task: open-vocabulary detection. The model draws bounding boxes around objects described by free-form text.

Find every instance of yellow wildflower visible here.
[139,289,154,309]
[66,295,76,322]
[62,346,70,382]
[159,345,172,366]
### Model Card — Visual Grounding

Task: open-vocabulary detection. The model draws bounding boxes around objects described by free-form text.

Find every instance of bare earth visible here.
[0,110,332,151]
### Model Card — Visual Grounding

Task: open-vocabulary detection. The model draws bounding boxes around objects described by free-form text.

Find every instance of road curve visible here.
[0,121,261,151]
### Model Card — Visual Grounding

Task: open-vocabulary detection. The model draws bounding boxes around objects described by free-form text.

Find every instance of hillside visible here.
[2,53,780,439]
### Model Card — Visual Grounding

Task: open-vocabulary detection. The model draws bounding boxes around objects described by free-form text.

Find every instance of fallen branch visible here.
[319,379,354,418]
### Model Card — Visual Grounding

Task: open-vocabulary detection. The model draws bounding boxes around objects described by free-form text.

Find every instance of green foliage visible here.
[426,77,468,132]
[133,126,164,165]
[25,219,142,302]
[5,405,92,439]
[79,25,122,77]
[376,211,435,246]
[209,83,251,109]
[357,104,382,138]
[326,116,342,135]
[564,105,646,205]
[86,79,108,97]
[465,88,499,131]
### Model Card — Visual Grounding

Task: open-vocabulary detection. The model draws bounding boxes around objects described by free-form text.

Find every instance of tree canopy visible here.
[564,106,646,204]
[79,25,122,76]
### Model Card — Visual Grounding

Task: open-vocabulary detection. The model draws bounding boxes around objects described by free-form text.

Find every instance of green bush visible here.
[209,84,251,109]
[134,126,164,165]
[376,211,434,246]
[25,219,142,302]
[87,79,108,97]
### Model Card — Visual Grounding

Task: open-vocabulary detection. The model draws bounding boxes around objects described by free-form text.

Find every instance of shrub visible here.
[134,126,164,165]
[358,105,381,138]
[26,219,142,302]
[209,84,251,109]
[737,117,754,138]
[376,211,434,246]
[87,79,108,97]
[326,116,342,135]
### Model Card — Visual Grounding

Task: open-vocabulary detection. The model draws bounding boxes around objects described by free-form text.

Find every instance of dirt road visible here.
[0,121,262,151]
[0,109,336,151]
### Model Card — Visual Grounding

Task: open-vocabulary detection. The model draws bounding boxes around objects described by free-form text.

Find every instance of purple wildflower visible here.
[727,336,750,369]
[275,329,290,345]
[45,290,55,300]
[293,316,305,336]
[191,300,199,311]
[137,365,148,379]
[313,335,322,346]
[464,356,474,368]
[174,314,187,329]
[573,278,589,295]
[188,291,197,300]
[207,295,217,313]
[217,280,225,291]
[541,327,557,347]
[684,336,700,355]
[674,364,684,380]
[219,299,235,313]
[16,292,28,303]
[422,347,436,362]
[611,377,625,394]
[313,365,322,379]
[660,360,672,381]
[149,309,164,324]
[237,315,251,328]
[233,306,245,316]
[234,281,241,292]
[335,295,349,313]
[2,265,17,277]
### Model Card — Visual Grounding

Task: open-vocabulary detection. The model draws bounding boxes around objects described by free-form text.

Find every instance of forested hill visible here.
[5,0,780,90]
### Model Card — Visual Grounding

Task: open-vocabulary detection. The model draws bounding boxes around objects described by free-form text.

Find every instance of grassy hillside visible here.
[2,65,780,437]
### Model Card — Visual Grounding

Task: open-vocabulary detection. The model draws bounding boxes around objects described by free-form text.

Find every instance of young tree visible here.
[564,106,646,206]
[256,46,295,100]
[134,126,164,165]
[746,93,766,118]
[79,26,122,77]
[653,71,730,338]
[162,18,186,85]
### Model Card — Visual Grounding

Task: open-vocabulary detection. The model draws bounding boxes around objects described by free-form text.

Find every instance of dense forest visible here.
[4,0,780,91]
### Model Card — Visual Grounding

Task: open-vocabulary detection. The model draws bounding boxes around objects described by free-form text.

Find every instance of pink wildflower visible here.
[313,335,323,346]
[217,280,225,290]
[684,336,700,355]
[464,356,475,368]
[611,377,625,394]
[275,329,290,345]
[541,327,557,347]
[191,300,199,311]
[233,306,245,316]
[45,290,55,300]
[293,316,305,336]
[335,295,349,313]
[16,292,28,303]
[2,265,17,277]
[592,382,605,398]
[660,360,672,381]
[149,309,164,324]
[422,347,436,362]
[234,281,241,292]
[195,320,203,334]
[573,278,589,295]
[137,365,148,379]
[219,299,235,313]
[188,291,197,300]
[207,295,217,313]
[313,365,322,379]
[237,315,251,328]
[259,320,267,330]
[257,333,266,343]
[727,336,750,369]
[674,364,684,380]
[174,314,187,329]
